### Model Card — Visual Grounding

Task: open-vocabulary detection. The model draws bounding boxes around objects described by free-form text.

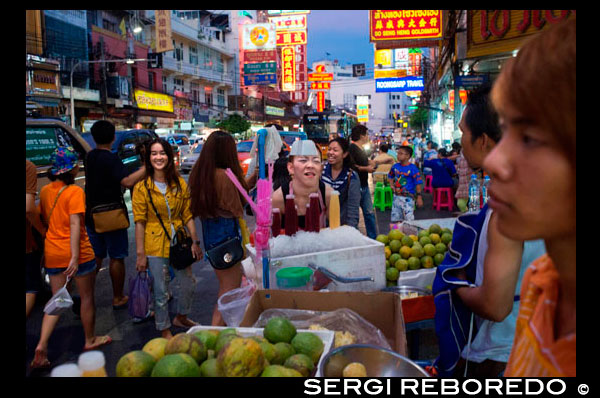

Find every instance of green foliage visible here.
[216,114,251,134]
[409,107,429,129]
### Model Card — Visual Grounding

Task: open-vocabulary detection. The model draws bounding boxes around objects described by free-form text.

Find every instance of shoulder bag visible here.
[91,198,130,233]
[205,219,244,270]
[145,182,195,270]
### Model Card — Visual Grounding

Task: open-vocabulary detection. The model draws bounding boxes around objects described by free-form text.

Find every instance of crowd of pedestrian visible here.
[26,16,575,377]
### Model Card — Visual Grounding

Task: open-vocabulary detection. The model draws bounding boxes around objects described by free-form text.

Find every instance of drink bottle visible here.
[482,175,491,206]
[468,174,480,213]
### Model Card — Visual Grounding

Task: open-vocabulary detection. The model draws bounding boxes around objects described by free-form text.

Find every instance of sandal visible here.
[83,335,113,351]
[172,317,198,328]
[112,296,129,310]
[31,349,51,369]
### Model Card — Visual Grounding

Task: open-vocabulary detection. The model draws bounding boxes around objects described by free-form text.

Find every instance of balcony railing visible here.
[163,56,231,86]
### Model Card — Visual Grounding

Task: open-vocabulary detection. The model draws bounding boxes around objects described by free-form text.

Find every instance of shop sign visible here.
[155,10,174,53]
[316,91,325,112]
[174,97,193,121]
[244,61,277,74]
[267,10,310,16]
[29,69,61,96]
[455,74,489,89]
[374,69,407,79]
[135,89,174,112]
[375,76,424,92]
[244,50,277,63]
[268,14,307,30]
[448,89,468,112]
[310,82,331,90]
[243,73,277,85]
[467,10,574,58]
[243,23,277,50]
[26,127,58,166]
[281,46,296,92]
[374,49,393,67]
[266,105,285,117]
[370,10,443,41]
[308,73,333,81]
[276,30,307,46]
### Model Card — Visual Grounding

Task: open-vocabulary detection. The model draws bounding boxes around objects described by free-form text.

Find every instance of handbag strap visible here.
[46,185,69,226]
[145,181,172,242]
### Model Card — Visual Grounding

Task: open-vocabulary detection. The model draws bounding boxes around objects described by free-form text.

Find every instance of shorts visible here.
[201,217,241,270]
[86,226,129,259]
[25,251,43,294]
[391,195,415,222]
[45,259,97,277]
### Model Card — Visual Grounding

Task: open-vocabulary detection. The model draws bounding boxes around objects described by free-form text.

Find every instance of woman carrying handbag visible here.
[132,138,202,339]
[188,131,257,326]
[31,147,111,369]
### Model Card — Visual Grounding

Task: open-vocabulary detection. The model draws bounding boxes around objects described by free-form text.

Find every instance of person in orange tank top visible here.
[483,17,576,377]
[31,147,112,369]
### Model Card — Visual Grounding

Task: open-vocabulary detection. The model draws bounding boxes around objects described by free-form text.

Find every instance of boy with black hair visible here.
[387,145,423,222]
[84,120,146,310]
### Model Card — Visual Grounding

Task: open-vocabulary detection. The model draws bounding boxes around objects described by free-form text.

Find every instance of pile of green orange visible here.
[115,317,325,377]
[377,223,453,286]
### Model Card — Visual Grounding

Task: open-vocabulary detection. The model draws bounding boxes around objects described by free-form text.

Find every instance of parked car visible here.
[180,142,203,174]
[237,140,254,175]
[159,133,192,156]
[26,117,92,195]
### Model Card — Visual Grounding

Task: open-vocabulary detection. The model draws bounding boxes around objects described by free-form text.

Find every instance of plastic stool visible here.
[383,185,393,210]
[373,184,386,211]
[424,175,433,194]
[433,187,454,211]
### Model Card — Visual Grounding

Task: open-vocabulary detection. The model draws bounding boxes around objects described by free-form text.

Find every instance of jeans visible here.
[359,185,378,239]
[147,256,196,331]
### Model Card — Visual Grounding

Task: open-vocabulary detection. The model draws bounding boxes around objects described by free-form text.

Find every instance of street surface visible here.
[25,173,453,376]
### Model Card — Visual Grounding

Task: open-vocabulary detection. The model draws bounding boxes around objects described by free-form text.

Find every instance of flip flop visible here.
[83,335,113,351]
[172,317,198,328]
[30,358,51,369]
[112,296,129,310]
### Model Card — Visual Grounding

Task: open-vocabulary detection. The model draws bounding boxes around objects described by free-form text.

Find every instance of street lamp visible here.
[70,58,148,129]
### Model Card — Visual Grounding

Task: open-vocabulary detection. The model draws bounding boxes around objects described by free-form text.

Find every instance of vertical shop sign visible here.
[281,46,296,91]
[155,10,174,53]
[316,91,325,112]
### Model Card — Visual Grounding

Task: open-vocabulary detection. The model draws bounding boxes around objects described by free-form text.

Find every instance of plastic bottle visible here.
[50,363,82,377]
[329,190,340,229]
[78,351,107,377]
[308,193,321,233]
[284,195,298,236]
[271,208,281,237]
[482,175,491,206]
[468,174,480,213]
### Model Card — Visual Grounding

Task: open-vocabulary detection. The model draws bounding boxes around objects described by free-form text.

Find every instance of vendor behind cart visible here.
[272,140,333,231]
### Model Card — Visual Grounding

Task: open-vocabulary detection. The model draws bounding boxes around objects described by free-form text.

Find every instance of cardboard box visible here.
[240,289,407,356]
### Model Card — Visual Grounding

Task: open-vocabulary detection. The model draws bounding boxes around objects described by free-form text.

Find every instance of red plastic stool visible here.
[433,187,454,211]
[423,175,433,194]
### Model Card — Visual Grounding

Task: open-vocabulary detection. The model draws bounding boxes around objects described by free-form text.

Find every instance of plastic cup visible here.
[50,363,82,377]
[78,351,107,377]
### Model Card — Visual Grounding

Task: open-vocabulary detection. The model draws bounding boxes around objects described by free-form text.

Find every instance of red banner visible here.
[310,82,330,90]
[308,73,333,81]
[370,10,443,41]
[244,49,277,63]
[276,30,307,46]
[316,91,325,112]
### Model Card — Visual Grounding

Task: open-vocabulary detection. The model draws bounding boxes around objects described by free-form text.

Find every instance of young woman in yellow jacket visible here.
[132,138,202,339]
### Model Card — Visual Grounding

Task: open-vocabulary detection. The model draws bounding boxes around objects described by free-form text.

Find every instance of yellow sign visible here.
[374,69,407,79]
[135,89,174,113]
[374,49,393,67]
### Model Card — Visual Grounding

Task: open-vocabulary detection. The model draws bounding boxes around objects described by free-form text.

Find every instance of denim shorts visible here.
[86,226,129,259]
[202,217,241,268]
[45,259,97,277]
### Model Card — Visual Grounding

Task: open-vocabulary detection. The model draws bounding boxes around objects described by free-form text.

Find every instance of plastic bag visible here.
[44,278,73,316]
[217,282,257,327]
[128,271,153,319]
[253,308,392,350]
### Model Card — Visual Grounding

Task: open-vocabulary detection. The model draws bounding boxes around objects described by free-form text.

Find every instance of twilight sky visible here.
[306,10,374,69]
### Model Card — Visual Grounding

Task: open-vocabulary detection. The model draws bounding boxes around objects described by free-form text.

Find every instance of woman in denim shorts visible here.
[189,131,258,326]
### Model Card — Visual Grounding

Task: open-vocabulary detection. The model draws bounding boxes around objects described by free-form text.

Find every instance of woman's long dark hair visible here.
[189,131,248,218]
[329,137,355,170]
[144,138,182,193]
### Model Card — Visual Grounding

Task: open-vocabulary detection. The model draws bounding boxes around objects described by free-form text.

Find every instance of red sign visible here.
[308,73,333,81]
[310,82,330,90]
[276,30,307,46]
[316,91,325,112]
[281,46,296,92]
[370,10,443,41]
[244,49,277,63]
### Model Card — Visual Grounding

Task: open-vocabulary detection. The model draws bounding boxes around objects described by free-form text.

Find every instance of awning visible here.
[27,97,60,107]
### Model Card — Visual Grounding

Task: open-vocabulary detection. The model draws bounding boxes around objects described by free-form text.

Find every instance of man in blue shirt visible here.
[424,148,457,189]
[387,146,423,222]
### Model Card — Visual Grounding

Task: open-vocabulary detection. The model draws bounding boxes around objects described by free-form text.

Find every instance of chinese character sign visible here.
[281,46,296,92]
[155,10,174,53]
[276,30,307,46]
[370,10,443,41]
[316,91,325,112]
[268,14,307,30]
